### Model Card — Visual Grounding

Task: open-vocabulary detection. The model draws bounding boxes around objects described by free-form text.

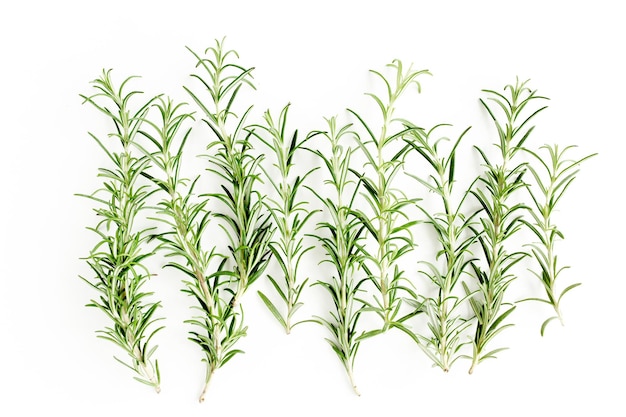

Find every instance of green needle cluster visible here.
[403,124,480,372]
[183,38,274,399]
[251,104,319,334]
[521,144,596,335]
[308,117,367,395]
[349,60,429,331]
[138,96,247,402]
[79,70,163,392]
[188,41,273,309]
[466,78,549,374]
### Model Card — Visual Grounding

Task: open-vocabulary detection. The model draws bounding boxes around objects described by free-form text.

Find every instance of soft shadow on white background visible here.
[0,1,622,416]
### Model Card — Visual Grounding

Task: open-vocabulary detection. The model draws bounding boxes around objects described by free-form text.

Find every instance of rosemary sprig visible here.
[179,39,273,399]
[78,70,163,392]
[249,103,319,334]
[138,96,247,402]
[184,38,274,309]
[308,116,367,395]
[521,144,596,335]
[466,78,548,374]
[403,124,480,372]
[349,60,429,331]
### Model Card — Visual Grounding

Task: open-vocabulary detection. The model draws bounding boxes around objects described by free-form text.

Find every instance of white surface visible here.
[0,1,622,416]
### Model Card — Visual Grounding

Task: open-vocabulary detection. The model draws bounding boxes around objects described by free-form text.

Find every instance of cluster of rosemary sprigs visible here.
[78,38,596,400]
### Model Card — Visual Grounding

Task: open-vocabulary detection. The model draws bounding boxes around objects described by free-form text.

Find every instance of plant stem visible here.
[199,364,216,403]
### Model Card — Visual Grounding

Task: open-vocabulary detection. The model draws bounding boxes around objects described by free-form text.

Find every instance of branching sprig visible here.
[521,144,596,335]
[349,60,429,331]
[184,38,274,310]
[466,78,548,374]
[249,103,319,334]
[403,124,480,372]
[138,97,247,402]
[78,70,163,392]
[307,117,367,395]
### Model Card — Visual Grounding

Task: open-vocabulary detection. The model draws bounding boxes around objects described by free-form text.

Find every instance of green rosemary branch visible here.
[138,96,248,402]
[403,124,480,372]
[184,38,274,309]
[521,144,596,335]
[307,116,367,395]
[249,103,319,334]
[466,78,548,374]
[348,60,429,331]
[78,69,163,392]
[179,39,273,399]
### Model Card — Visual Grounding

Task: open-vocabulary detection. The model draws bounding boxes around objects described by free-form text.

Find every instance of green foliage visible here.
[521,144,596,335]
[249,103,319,334]
[466,78,549,374]
[403,124,480,372]
[78,70,163,392]
[137,96,248,402]
[348,60,429,330]
[185,39,274,309]
[78,42,596,397]
[181,38,273,399]
[308,116,368,395]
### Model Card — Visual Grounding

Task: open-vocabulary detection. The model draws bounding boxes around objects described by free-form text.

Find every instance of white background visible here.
[1,1,623,416]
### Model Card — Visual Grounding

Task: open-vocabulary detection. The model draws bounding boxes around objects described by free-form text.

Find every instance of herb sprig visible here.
[521,144,596,335]
[184,38,274,309]
[78,70,163,392]
[308,116,367,395]
[138,96,248,402]
[250,103,319,334]
[181,39,273,398]
[403,124,480,372]
[466,78,548,373]
[349,60,429,331]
